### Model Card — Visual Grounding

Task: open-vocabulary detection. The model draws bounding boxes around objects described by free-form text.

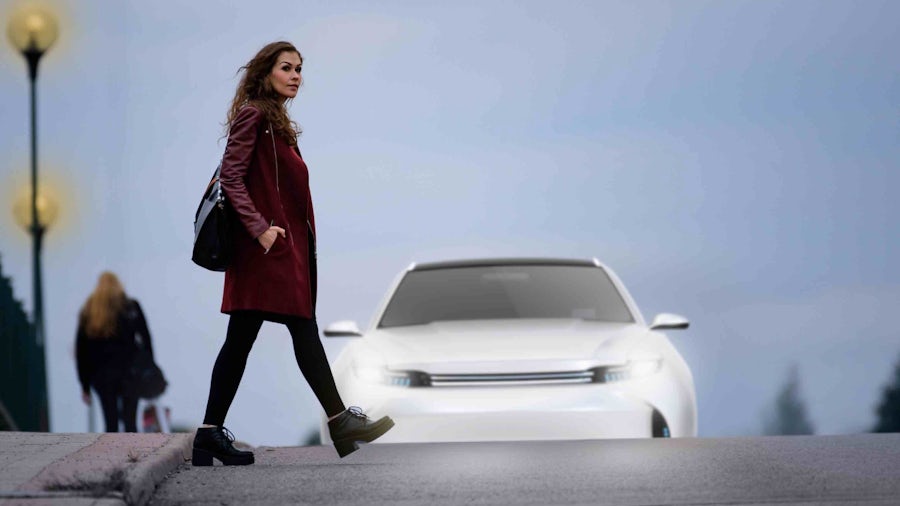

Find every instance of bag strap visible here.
[213,119,277,198]
[125,300,147,351]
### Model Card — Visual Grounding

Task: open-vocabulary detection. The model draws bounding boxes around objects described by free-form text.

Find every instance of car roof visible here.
[411,257,598,271]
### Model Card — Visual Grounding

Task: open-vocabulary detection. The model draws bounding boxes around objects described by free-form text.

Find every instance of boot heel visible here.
[334,439,359,458]
[192,448,214,466]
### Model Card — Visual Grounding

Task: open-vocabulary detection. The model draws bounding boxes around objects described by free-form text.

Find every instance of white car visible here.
[321,258,697,443]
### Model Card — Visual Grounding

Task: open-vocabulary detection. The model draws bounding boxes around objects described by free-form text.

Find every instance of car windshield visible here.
[378,264,634,328]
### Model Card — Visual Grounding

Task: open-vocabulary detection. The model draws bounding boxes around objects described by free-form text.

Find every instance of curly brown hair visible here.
[225,41,302,146]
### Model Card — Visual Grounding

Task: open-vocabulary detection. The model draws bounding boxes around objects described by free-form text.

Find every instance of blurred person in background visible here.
[192,41,393,467]
[76,271,154,432]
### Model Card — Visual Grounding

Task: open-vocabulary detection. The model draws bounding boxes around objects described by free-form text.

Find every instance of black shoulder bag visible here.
[192,123,279,271]
[192,162,231,271]
[123,302,168,400]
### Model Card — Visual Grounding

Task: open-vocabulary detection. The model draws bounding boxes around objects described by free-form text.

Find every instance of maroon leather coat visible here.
[219,105,317,318]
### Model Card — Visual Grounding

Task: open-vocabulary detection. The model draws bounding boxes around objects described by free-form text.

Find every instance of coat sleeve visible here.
[220,105,270,239]
[75,316,91,394]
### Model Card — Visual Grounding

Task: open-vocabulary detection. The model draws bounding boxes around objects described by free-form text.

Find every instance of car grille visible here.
[428,370,595,387]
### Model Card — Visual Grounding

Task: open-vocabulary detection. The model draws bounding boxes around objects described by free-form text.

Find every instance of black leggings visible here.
[94,377,138,432]
[202,312,346,426]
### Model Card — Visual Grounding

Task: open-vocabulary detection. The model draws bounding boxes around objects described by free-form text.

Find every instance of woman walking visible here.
[76,272,153,433]
[193,41,393,466]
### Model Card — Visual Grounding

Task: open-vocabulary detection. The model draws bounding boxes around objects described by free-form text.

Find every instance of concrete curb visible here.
[4,433,193,506]
[123,433,191,506]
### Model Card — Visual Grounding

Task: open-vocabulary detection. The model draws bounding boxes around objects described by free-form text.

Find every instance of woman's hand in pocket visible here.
[257,226,286,253]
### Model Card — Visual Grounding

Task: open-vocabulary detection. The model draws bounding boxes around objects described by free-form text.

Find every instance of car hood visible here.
[361,319,647,374]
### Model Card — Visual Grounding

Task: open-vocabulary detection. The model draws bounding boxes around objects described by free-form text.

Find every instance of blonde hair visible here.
[80,272,127,339]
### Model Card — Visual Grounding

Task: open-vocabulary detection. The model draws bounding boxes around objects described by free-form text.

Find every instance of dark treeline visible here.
[763,355,900,435]
[872,355,900,433]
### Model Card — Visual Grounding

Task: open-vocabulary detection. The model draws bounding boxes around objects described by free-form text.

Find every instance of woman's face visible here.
[268,51,302,100]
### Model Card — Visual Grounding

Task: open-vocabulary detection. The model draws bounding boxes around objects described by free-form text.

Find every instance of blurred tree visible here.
[872,355,900,433]
[0,401,16,431]
[302,428,321,446]
[764,364,815,435]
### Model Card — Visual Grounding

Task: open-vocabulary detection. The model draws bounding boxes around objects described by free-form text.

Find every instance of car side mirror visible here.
[649,313,689,331]
[323,320,363,337]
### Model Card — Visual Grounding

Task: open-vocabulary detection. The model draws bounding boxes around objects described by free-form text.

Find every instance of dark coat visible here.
[219,105,317,318]
[76,299,152,395]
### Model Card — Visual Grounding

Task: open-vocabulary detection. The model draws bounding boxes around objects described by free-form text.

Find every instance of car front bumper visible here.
[323,370,695,443]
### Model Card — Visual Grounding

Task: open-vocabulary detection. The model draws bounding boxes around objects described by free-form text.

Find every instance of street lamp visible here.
[13,186,60,232]
[7,4,59,432]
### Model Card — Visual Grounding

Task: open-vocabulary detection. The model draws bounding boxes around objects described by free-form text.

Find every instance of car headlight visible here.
[384,370,430,387]
[352,362,430,387]
[592,359,662,383]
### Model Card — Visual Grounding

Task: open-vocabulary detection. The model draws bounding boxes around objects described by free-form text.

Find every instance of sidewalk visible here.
[0,432,191,506]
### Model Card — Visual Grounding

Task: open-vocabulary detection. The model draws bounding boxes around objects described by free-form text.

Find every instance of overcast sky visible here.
[1,0,898,445]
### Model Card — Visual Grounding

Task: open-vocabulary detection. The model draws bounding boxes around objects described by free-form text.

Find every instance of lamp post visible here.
[7,5,59,432]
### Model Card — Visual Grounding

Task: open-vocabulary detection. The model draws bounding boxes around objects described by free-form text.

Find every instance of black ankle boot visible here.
[328,406,394,458]
[192,426,254,466]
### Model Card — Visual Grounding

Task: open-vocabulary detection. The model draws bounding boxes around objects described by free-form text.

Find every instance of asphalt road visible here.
[150,434,900,506]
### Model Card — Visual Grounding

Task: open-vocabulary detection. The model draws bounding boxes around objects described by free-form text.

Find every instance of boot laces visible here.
[217,426,237,444]
[347,406,369,420]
